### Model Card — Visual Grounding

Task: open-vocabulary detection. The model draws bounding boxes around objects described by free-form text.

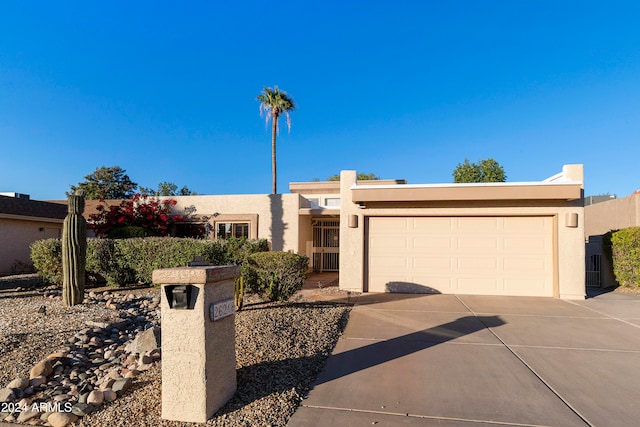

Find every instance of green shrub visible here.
[242,251,309,302]
[30,237,269,287]
[86,238,134,287]
[611,227,640,287]
[114,237,221,285]
[30,239,63,285]
[106,226,157,239]
[222,237,270,265]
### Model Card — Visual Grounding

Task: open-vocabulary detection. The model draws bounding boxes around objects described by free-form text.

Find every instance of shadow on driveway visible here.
[312,314,504,386]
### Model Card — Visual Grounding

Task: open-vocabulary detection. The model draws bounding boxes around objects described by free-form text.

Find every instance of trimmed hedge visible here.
[106,226,157,239]
[31,237,269,287]
[610,227,640,287]
[242,251,309,302]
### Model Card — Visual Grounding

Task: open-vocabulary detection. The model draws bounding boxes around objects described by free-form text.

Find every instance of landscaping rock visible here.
[29,359,53,378]
[47,411,78,427]
[16,408,40,423]
[112,378,132,396]
[87,390,104,405]
[128,326,160,354]
[0,387,15,402]
[7,377,29,390]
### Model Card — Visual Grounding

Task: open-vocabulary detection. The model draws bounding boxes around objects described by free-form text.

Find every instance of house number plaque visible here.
[209,299,234,322]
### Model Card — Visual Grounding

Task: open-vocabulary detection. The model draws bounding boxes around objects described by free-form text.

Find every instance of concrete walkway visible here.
[288,290,640,427]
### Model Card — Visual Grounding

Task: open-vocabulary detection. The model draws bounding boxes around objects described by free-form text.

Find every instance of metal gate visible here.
[586,254,602,287]
[312,219,339,272]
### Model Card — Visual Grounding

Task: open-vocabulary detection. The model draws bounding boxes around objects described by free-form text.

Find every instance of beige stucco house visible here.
[0,194,66,275]
[166,164,586,299]
[7,164,585,297]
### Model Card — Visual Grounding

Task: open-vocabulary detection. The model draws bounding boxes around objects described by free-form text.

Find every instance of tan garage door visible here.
[367,216,554,296]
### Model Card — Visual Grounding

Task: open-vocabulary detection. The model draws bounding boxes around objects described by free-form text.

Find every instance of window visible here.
[307,198,320,207]
[216,222,249,239]
[324,198,340,207]
[208,214,258,240]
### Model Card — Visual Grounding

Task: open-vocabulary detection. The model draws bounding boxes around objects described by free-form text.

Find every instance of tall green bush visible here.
[242,251,309,302]
[30,239,63,285]
[610,227,640,288]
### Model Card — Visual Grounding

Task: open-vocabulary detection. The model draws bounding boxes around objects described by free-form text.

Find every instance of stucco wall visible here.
[339,171,364,292]
[0,218,62,275]
[584,192,640,238]
[165,194,304,253]
[297,215,314,260]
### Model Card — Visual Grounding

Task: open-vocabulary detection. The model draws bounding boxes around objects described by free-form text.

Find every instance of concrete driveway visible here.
[288,291,640,427]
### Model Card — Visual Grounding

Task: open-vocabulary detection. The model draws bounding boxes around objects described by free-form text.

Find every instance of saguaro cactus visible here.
[62,191,87,306]
[234,276,245,311]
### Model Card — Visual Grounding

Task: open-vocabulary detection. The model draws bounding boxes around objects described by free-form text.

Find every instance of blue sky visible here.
[1,1,639,200]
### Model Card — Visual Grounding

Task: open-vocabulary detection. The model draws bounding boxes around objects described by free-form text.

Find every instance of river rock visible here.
[103,389,117,402]
[7,377,29,390]
[87,390,104,405]
[47,411,78,427]
[30,376,47,388]
[112,378,132,396]
[0,387,15,402]
[71,402,95,416]
[16,408,40,423]
[30,359,53,378]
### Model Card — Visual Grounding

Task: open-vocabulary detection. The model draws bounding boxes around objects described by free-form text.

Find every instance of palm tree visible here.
[257,86,296,194]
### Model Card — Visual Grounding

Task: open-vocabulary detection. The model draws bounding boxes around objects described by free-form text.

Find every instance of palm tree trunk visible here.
[271,113,279,194]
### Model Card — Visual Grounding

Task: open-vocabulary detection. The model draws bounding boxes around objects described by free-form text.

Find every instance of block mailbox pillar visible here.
[153,265,239,423]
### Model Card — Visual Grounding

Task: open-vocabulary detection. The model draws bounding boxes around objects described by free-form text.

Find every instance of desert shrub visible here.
[106,226,157,239]
[610,227,640,287]
[221,237,270,310]
[222,237,270,265]
[242,251,309,302]
[30,239,63,285]
[85,238,133,287]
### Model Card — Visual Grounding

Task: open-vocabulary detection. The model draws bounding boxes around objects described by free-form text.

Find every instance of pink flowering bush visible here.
[89,194,183,237]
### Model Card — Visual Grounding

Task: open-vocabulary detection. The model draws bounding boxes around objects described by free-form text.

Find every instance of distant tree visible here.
[70,166,138,199]
[257,86,296,194]
[453,158,506,183]
[326,172,380,181]
[139,181,196,196]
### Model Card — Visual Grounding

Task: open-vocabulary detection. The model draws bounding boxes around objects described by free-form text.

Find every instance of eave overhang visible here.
[298,207,340,216]
[351,182,583,203]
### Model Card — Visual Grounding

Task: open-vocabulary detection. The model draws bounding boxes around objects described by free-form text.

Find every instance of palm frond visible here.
[257,86,295,132]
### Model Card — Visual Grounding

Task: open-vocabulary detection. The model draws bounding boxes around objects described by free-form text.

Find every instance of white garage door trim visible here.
[366,216,555,297]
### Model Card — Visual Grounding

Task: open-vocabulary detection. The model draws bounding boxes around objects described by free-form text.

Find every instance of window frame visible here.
[208,214,258,240]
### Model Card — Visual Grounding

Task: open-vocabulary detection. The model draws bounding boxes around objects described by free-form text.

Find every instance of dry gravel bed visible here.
[0,275,353,427]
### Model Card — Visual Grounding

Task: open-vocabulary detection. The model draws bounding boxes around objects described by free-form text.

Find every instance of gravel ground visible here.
[0,274,353,427]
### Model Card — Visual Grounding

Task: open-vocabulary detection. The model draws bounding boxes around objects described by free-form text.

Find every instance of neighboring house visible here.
[584,190,640,288]
[0,193,67,275]
[162,164,585,299]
